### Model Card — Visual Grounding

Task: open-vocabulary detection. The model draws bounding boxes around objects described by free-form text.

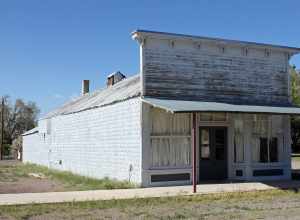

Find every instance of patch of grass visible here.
[0,162,136,191]
[1,189,300,220]
[24,163,136,190]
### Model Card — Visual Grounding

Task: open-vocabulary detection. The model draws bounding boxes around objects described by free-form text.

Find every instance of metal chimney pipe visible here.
[82,80,90,95]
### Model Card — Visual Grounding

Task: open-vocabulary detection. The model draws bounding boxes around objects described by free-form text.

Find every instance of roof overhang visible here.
[142,98,300,115]
[22,127,39,136]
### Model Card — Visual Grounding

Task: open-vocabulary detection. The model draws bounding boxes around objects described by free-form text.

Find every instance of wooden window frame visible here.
[150,111,192,169]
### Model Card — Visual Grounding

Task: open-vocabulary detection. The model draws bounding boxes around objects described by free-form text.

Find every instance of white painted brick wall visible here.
[23,133,50,167]
[23,97,142,184]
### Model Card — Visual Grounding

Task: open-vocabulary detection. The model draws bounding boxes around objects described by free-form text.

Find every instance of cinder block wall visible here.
[23,97,142,184]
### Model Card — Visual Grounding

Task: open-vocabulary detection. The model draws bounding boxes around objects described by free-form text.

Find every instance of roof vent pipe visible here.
[82,80,90,95]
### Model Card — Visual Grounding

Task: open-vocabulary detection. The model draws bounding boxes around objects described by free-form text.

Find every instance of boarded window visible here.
[150,108,191,168]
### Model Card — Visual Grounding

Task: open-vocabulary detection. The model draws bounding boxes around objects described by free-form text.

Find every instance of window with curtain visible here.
[234,115,244,163]
[150,108,191,168]
[251,115,279,163]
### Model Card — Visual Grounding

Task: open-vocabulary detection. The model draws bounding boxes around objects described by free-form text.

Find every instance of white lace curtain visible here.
[234,115,244,163]
[150,108,191,168]
[251,115,282,163]
[252,115,269,162]
[151,137,191,167]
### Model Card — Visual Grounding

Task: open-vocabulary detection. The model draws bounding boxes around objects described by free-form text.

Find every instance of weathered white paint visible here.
[24,100,292,187]
[23,98,142,184]
[23,132,50,167]
[133,31,298,107]
[227,114,291,181]
[23,30,297,187]
[141,104,292,186]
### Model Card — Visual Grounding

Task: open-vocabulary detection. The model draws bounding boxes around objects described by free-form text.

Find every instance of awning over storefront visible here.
[142,98,300,115]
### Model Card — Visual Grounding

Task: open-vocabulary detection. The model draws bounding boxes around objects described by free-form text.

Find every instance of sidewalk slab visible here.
[0,181,300,206]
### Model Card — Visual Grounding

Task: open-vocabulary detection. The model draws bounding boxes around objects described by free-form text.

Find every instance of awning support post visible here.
[192,112,197,193]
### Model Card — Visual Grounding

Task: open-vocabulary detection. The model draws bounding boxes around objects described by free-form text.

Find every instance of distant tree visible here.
[11,136,22,160]
[0,96,39,157]
[6,99,39,141]
[290,66,300,153]
[291,66,300,105]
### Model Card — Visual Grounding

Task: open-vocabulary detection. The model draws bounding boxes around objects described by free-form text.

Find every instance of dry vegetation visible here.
[1,189,300,219]
[1,160,300,219]
[0,161,135,194]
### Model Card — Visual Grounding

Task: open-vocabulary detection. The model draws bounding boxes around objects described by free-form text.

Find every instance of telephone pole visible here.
[0,97,4,160]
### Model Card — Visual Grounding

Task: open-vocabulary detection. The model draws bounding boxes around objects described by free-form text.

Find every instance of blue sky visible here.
[1,0,300,115]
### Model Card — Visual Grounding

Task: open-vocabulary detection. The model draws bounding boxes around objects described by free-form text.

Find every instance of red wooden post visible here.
[192,112,197,193]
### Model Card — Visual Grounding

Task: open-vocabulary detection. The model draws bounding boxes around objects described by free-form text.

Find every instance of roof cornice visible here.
[132,29,300,55]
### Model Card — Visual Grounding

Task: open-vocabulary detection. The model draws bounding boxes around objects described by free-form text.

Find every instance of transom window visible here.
[200,113,227,122]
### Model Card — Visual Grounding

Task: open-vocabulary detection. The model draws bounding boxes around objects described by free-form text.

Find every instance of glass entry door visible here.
[199,127,228,181]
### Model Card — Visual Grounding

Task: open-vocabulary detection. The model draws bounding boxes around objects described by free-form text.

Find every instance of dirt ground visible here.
[0,161,64,194]
[0,178,64,194]
[0,160,134,194]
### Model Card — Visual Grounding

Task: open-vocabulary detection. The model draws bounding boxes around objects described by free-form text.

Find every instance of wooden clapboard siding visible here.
[142,38,290,106]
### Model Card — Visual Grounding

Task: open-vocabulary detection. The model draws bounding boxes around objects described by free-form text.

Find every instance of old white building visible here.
[23,30,300,188]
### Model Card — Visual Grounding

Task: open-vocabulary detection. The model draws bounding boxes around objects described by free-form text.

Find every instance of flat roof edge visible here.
[132,29,300,53]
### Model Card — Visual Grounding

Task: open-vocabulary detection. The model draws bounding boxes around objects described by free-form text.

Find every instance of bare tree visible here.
[6,99,39,142]
[0,96,40,158]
